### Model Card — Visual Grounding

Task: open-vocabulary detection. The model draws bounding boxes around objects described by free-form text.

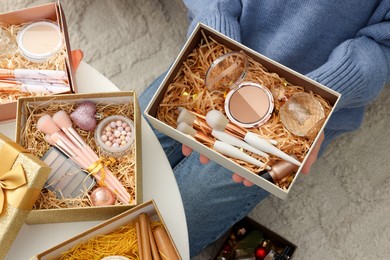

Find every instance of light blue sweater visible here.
[184,0,390,149]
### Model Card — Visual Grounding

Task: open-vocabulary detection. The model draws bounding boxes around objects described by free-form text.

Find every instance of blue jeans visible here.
[139,73,269,257]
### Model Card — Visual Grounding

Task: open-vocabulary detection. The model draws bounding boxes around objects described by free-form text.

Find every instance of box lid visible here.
[0,132,50,259]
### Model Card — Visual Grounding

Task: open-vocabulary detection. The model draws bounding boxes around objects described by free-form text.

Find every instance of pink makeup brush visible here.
[52,110,96,163]
[44,134,88,169]
[52,111,131,203]
[37,114,130,204]
[52,110,130,199]
[37,115,91,165]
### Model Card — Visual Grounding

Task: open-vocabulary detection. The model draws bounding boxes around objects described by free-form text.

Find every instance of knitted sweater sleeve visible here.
[306,1,390,111]
[183,0,242,42]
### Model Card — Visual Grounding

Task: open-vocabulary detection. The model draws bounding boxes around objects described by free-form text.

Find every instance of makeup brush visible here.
[177,122,269,169]
[1,78,68,85]
[52,111,133,203]
[177,108,269,158]
[52,110,96,163]
[206,110,301,166]
[0,80,69,94]
[50,113,130,204]
[37,115,91,165]
[0,68,67,80]
[258,159,299,184]
[177,107,277,145]
[37,114,130,204]
[205,109,278,145]
[211,130,269,158]
[44,134,86,168]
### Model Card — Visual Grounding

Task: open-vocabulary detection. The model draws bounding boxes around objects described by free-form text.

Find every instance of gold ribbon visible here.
[86,157,116,186]
[0,140,27,214]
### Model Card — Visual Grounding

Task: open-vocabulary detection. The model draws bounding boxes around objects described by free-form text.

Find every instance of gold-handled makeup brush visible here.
[0,68,67,80]
[178,108,301,166]
[177,122,270,169]
[0,80,69,94]
[177,108,269,158]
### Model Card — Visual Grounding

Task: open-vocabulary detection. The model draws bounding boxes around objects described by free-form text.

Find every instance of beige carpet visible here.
[2,1,390,259]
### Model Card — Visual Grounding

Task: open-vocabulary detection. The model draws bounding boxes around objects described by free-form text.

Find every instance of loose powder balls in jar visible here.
[95,115,135,158]
[17,20,63,62]
[225,82,274,128]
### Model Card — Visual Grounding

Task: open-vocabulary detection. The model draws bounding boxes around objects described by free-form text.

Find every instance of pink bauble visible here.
[91,187,115,206]
[70,101,97,131]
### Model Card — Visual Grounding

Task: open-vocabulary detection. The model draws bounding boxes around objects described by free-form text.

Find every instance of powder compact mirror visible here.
[17,20,63,62]
[205,52,274,128]
[225,81,274,128]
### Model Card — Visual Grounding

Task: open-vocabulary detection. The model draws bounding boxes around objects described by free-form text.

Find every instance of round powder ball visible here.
[94,115,135,158]
[90,186,115,206]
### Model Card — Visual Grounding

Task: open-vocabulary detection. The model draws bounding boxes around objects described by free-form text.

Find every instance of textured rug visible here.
[1,1,390,259]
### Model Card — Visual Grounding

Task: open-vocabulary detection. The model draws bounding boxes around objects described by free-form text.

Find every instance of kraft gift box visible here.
[0,1,76,122]
[0,133,51,259]
[145,23,341,200]
[33,200,181,260]
[15,91,142,224]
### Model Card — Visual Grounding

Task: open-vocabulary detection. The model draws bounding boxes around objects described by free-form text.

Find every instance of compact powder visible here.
[225,82,274,128]
[17,21,62,62]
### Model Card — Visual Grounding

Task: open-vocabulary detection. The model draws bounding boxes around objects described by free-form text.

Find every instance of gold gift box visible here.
[0,133,51,259]
[0,1,76,123]
[33,200,181,259]
[15,91,142,224]
[145,23,341,200]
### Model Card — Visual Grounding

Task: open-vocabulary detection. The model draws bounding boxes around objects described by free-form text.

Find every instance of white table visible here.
[2,61,189,259]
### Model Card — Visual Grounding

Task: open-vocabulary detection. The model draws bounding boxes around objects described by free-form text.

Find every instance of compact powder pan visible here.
[225,82,274,128]
[17,21,63,62]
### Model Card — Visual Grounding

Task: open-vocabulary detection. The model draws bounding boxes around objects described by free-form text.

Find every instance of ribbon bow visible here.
[0,141,27,214]
[87,157,116,186]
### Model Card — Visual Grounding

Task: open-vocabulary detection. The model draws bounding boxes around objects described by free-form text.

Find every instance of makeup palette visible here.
[17,21,63,62]
[42,147,95,199]
[225,81,274,128]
